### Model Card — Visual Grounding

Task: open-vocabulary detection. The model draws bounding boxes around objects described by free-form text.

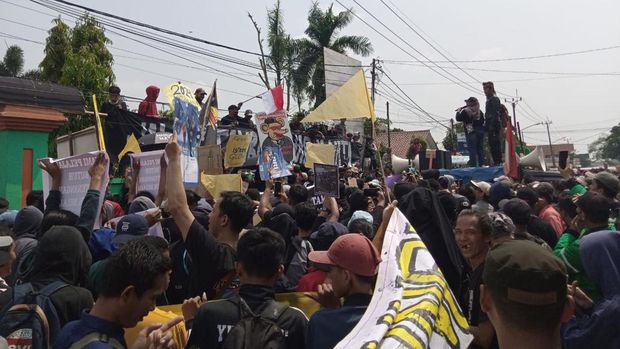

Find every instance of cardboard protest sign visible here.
[258,146,291,181]
[216,127,260,167]
[200,173,242,200]
[255,86,294,163]
[224,134,252,168]
[40,151,109,228]
[304,143,335,168]
[198,144,223,175]
[130,150,164,198]
[165,82,200,185]
[314,163,339,198]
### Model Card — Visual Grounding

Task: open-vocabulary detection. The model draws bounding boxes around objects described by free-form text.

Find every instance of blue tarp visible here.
[439,166,504,183]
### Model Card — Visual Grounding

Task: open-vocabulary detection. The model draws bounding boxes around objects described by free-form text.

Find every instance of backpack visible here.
[68,332,124,349]
[0,281,68,349]
[221,297,289,349]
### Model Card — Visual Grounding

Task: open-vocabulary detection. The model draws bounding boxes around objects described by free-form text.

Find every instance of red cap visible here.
[308,233,381,277]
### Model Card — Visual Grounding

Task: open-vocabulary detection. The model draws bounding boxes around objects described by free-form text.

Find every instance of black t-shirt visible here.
[186,284,308,349]
[459,263,486,327]
[528,215,559,248]
[185,220,237,299]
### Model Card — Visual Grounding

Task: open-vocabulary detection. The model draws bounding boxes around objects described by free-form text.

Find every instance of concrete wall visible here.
[0,130,48,209]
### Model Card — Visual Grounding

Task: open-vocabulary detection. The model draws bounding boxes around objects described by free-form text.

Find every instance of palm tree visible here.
[295,2,372,108]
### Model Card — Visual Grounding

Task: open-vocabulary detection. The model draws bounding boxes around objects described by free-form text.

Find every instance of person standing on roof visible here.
[138,85,160,118]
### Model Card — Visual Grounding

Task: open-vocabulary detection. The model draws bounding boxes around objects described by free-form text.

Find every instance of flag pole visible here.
[92,94,106,152]
[199,80,217,145]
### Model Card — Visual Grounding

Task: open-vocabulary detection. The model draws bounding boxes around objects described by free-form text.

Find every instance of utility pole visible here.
[386,101,391,148]
[545,120,555,168]
[516,121,525,154]
[450,118,455,154]
[370,58,376,106]
[504,90,522,139]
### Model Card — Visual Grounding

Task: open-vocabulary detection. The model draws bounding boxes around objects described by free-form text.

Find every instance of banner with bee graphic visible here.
[336,208,473,349]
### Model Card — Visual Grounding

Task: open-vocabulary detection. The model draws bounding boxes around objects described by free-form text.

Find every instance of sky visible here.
[2,0,620,153]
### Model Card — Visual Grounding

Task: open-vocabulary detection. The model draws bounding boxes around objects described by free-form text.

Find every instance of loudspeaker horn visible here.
[519,146,546,172]
[392,154,419,173]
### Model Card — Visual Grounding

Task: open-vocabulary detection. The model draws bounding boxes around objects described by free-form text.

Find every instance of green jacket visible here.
[553,229,602,302]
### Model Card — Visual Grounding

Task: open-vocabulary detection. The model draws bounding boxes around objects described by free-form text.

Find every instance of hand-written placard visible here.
[131,150,164,198]
[198,144,223,175]
[40,151,109,228]
[224,134,252,168]
[314,163,340,198]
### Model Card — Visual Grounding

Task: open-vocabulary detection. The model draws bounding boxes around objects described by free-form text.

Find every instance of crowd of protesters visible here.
[1,92,620,348]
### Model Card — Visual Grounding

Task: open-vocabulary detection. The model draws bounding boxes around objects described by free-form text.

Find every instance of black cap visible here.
[464,97,478,104]
[109,85,121,94]
[228,104,239,111]
[483,239,567,306]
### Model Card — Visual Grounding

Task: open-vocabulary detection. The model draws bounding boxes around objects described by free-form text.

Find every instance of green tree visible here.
[21,69,42,80]
[593,123,620,161]
[0,45,24,77]
[295,2,373,108]
[41,14,115,156]
[40,17,72,83]
[442,127,457,153]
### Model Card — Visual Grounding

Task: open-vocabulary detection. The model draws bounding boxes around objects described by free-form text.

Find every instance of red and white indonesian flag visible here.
[504,121,519,178]
[261,85,285,114]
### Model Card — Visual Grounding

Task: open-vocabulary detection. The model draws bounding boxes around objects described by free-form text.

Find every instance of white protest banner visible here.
[130,150,164,198]
[40,151,109,228]
[335,208,472,349]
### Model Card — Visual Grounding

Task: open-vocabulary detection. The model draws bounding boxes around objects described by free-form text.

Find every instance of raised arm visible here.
[155,153,167,206]
[127,156,140,204]
[39,159,61,213]
[76,152,107,241]
[165,134,195,240]
[258,180,274,219]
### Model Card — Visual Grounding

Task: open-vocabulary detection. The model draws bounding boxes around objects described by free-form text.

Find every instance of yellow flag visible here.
[304,143,335,168]
[224,134,252,168]
[301,69,375,123]
[118,134,141,160]
[200,173,242,200]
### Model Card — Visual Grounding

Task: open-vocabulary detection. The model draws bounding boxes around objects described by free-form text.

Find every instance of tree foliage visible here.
[39,17,72,83]
[295,3,373,108]
[590,123,620,162]
[0,45,25,77]
[442,127,457,153]
[39,14,115,156]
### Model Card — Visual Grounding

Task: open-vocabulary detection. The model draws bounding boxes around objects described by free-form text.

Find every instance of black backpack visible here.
[221,296,289,349]
[0,281,68,349]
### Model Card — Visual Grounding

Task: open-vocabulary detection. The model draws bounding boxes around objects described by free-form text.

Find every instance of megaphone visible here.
[392,154,419,173]
[519,146,546,172]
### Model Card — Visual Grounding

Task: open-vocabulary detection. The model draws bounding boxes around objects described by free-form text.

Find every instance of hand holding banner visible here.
[130,150,164,198]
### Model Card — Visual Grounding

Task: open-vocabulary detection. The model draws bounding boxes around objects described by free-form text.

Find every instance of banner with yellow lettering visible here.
[224,134,252,168]
[336,208,473,349]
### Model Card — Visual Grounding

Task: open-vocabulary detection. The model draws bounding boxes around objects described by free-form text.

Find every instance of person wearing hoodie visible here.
[138,85,160,118]
[11,206,42,277]
[5,226,94,327]
[562,230,620,349]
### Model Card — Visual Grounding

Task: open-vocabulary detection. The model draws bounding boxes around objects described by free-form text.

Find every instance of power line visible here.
[383,61,620,76]
[334,0,482,96]
[384,44,620,64]
[35,0,265,57]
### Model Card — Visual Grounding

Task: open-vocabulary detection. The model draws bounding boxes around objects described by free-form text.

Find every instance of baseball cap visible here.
[108,85,121,94]
[310,221,348,251]
[0,236,14,265]
[195,88,206,95]
[228,104,239,111]
[488,212,515,239]
[471,181,491,195]
[113,214,149,247]
[348,210,373,228]
[464,97,478,104]
[483,239,567,305]
[308,233,381,277]
[594,171,620,196]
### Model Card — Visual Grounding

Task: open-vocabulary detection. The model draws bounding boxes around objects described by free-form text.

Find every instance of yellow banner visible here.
[164,82,200,111]
[200,173,242,199]
[304,142,335,168]
[224,134,252,168]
